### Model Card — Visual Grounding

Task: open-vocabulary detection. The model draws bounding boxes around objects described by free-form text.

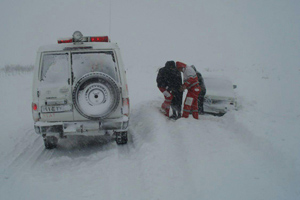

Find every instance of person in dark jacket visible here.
[191,65,206,114]
[156,61,183,119]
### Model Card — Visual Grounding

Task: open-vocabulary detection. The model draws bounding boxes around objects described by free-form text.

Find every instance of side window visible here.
[72,52,119,83]
[40,53,69,86]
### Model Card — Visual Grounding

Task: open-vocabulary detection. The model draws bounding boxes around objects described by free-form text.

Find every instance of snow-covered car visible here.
[203,77,238,116]
[32,31,130,149]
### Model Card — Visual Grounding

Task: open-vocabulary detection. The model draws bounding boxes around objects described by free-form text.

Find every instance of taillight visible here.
[32,103,39,122]
[90,36,109,42]
[32,103,38,111]
[122,98,130,116]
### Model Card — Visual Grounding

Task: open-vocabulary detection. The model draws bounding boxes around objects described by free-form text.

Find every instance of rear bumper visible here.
[203,96,237,116]
[34,116,129,137]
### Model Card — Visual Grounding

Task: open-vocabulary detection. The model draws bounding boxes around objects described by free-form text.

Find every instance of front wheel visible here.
[115,132,128,145]
[44,136,58,149]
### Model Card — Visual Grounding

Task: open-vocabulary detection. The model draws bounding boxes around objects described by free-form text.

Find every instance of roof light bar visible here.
[58,38,73,44]
[57,31,110,44]
[90,36,109,42]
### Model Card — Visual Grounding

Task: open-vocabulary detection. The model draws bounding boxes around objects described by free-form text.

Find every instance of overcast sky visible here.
[0,0,299,71]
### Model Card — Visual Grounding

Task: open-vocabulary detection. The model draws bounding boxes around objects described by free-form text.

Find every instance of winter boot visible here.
[169,115,177,120]
[182,111,189,118]
[192,111,199,119]
[169,110,178,120]
[198,107,204,115]
[176,112,181,119]
[165,108,170,117]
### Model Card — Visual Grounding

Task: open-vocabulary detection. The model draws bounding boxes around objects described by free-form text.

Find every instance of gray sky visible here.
[0,0,299,70]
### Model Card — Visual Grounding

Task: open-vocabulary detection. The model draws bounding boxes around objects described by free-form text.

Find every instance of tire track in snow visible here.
[0,138,48,193]
[125,100,200,199]
[1,127,42,173]
[1,126,117,194]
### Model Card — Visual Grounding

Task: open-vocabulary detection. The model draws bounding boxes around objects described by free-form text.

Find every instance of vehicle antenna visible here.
[109,0,112,39]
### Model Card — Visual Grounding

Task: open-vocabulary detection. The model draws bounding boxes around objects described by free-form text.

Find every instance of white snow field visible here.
[0,62,299,200]
[1,0,300,199]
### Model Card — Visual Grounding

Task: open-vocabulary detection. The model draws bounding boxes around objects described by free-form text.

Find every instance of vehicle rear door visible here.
[38,52,74,121]
[71,51,122,120]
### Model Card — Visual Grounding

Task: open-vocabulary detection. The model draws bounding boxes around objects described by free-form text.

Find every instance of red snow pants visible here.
[159,87,173,117]
[182,86,201,119]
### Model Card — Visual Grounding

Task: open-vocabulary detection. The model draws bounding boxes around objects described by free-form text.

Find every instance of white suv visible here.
[32,31,130,149]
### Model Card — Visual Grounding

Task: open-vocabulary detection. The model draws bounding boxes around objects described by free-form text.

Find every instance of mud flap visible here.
[115,131,128,145]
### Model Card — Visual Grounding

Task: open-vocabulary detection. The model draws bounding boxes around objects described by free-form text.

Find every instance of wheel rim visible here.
[73,72,120,119]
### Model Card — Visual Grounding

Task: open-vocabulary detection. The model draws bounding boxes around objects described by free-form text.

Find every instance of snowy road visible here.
[0,68,299,200]
[1,0,300,198]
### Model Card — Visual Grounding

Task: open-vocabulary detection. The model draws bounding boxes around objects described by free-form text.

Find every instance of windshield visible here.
[40,53,69,86]
[71,51,119,83]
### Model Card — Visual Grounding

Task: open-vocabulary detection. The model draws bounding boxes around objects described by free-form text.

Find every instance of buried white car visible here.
[32,31,130,149]
[203,77,238,116]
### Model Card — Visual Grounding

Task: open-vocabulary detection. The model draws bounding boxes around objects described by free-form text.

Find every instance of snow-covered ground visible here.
[0,62,299,200]
[1,0,300,199]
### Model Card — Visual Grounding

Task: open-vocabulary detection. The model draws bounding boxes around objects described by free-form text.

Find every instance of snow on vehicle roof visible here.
[37,42,120,53]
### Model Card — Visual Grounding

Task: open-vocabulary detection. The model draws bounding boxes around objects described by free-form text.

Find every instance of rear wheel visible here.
[44,136,58,149]
[115,132,128,145]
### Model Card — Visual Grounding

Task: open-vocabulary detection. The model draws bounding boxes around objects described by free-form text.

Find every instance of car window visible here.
[40,53,69,86]
[71,52,118,83]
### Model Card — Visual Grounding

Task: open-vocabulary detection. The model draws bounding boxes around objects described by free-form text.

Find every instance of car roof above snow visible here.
[37,42,120,53]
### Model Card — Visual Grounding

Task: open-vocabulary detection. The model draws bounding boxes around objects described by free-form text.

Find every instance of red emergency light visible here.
[90,36,109,42]
[57,32,110,44]
[58,38,73,44]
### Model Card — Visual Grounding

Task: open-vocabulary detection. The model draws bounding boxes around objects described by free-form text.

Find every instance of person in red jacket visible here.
[176,61,201,119]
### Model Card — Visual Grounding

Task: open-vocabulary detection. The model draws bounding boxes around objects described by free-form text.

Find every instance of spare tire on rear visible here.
[72,72,120,120]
